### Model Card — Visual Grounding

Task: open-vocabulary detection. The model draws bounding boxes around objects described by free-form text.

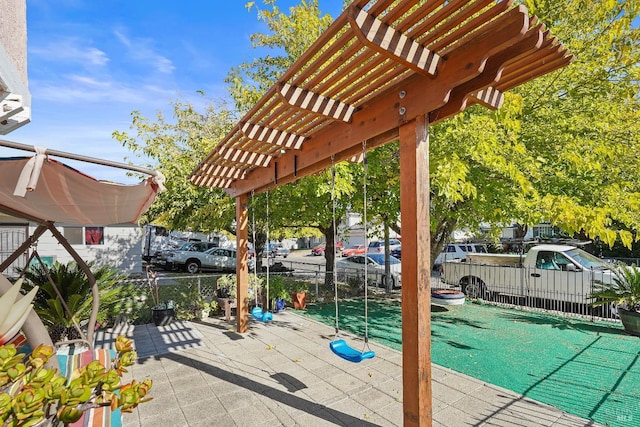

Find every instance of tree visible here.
[426,0,640,263]
[113,98,237,233]
[226,0,356,284]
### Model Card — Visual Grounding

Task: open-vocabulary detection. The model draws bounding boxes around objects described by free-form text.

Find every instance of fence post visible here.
[198,276,202,296]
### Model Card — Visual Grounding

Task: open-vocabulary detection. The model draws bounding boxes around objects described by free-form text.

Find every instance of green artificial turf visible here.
[299,299,640,427]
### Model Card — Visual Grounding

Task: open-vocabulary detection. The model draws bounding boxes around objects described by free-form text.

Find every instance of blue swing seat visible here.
[329,339,375,363]
[251,306,273,322]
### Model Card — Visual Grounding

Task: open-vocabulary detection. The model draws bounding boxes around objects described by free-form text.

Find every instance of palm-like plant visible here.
[19,261,127,342]
[589,263,640,312]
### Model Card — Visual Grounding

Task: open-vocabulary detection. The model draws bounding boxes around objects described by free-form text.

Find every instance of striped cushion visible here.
[57,349,122,427]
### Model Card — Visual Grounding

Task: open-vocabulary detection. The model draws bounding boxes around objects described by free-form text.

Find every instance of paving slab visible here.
[96,312,600,426]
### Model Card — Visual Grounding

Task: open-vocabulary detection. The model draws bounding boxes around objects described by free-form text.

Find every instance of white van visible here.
[433,243,487,270]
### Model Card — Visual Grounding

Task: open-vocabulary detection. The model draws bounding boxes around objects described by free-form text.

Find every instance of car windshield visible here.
[564,248,609,270]
[367,253,400,265]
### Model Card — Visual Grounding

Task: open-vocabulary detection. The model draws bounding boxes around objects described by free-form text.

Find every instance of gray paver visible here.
[98,314,601,426]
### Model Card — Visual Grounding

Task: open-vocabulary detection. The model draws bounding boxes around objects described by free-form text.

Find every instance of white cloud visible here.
[30,38,109,66]
[113,28,175,75]
[32,77,176,106]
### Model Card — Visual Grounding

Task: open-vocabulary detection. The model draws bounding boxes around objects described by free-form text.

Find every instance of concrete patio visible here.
[95,312,601,426]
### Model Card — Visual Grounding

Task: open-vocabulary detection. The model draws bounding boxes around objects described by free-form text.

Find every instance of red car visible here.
[311,242,343,256]
[341,244,366,257]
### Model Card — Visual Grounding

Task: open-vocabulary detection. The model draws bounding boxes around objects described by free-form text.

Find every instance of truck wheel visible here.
[462,277,487,299]
[186,260,200,274]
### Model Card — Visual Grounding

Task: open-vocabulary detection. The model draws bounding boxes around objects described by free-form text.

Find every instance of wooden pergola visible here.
[190,0,572,424]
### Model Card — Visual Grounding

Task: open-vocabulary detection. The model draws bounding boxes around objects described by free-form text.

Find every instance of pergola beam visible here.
[348,6,440,77]
[279,84,356,123]
[226,7,530,197]
[241,121,307,149]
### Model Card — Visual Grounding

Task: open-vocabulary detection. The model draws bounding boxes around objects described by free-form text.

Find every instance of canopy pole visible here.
[0,138,160,177]
[0,224,58,370]
[46,224,98,350]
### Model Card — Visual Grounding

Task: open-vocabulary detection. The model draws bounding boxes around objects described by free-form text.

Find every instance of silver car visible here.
[336,253,402,288]
[167,247,254,274]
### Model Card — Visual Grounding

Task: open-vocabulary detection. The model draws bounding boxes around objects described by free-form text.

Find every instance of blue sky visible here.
[3,0,342,183]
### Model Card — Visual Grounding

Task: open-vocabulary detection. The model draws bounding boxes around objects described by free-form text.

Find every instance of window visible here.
[63,226,104,246]
[536,251,559,270]
[63,227,83,245]
[85,227,104,245]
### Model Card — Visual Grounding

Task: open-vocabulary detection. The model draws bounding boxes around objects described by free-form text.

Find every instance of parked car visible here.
[166,247,254,274]
[391,246,402,259]
[265,243,290,258]
[311,242,343,256]
[336,253,402,288]
[341,244,367,257]
[433,243,488,270]
[154,241,218,270]
[442,244,611,302]
[368,239,402,253]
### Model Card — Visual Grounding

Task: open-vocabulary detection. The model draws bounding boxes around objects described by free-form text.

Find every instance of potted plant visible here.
[289,281,309,310]
[589,263,640,336]
[194,296,216,319]
[215,274,263,319]
[0,336,151,426]
[146,266,174,326]
[267,276,289,312]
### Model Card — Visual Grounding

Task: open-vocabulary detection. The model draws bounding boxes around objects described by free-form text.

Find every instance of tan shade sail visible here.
[190,0,573,197]
[0,156,160,225]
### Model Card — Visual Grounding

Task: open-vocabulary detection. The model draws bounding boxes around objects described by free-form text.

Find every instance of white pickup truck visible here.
[442,244,615,304]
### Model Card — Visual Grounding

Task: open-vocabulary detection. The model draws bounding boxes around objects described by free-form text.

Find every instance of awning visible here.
[0,144,165,355]
[0,153,164,226]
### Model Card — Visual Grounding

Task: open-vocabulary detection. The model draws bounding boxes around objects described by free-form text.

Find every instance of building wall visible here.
[0,0,30,134]
[0,224,144,277]
[0,0,27,87]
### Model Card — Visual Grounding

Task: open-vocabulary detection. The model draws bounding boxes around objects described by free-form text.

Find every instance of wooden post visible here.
[399,115,432,426]
[236,194,249,333]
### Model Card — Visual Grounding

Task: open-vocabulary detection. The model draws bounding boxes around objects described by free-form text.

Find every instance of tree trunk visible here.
[384,223,392,292]
[321,224,337,289]
[430,218,458,270]
[254,231,267,271]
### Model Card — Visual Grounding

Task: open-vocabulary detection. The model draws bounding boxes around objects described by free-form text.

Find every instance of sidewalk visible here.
[96,312,600,426]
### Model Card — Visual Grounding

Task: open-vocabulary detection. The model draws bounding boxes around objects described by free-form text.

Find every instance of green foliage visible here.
[172,287,218,320]
[113,98,237,232]
[589,264,640,312]
[0,336,151,426]
[227,0,333,112]
[19,262,129,341]
[116,276,222,324]
[114,0,640,276]
[427,0,640,260]
[215,273,263,301]
[266,275,289,302]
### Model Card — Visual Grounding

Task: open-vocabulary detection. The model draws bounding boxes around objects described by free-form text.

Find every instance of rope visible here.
[251,190,259,307]
[362,141,370,349]
[265,190,270,310]
[331,156,339,336]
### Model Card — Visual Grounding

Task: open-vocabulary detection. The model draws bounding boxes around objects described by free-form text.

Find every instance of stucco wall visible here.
[0,0,27,84]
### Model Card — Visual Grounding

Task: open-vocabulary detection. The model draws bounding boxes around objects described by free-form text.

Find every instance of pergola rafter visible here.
[190,1,572,424]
